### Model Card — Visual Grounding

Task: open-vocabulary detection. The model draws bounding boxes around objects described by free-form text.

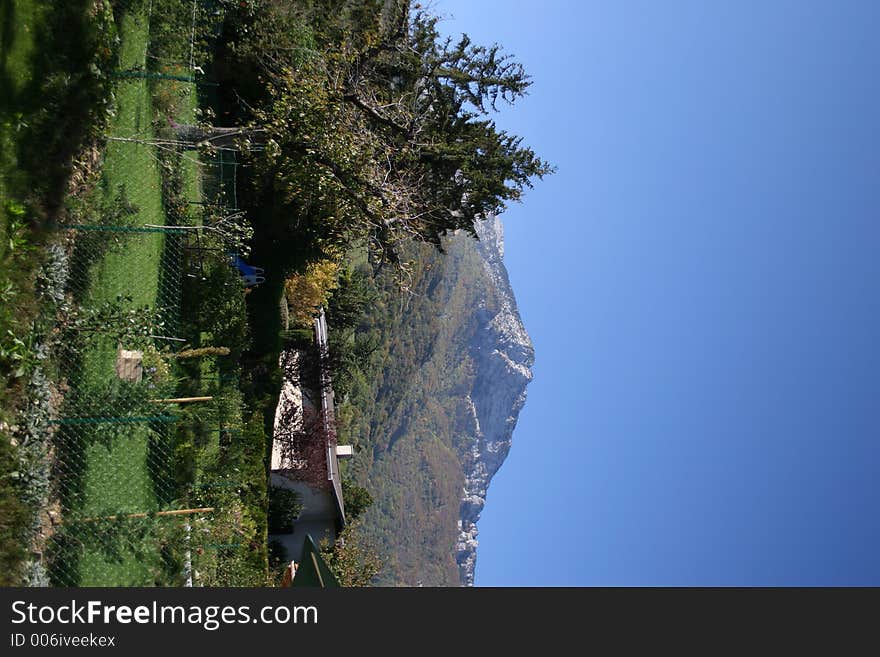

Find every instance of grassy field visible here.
[2,1,265,586]
[62,5,215,586]
[70,8,166,586]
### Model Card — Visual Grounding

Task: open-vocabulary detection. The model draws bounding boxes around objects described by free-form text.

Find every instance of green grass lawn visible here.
[71,8,175,586]
[77,431,165,585]
[79,9,163,404]
[69,3,220,585]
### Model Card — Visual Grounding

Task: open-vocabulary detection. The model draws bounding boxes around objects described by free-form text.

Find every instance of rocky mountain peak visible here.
[455,216,534,585]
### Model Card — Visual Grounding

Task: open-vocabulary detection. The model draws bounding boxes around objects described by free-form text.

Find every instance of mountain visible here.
[454,217,534,585]
[336,216,534,586]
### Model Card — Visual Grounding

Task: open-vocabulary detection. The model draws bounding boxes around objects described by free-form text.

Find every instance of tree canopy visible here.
[231,0,553,267]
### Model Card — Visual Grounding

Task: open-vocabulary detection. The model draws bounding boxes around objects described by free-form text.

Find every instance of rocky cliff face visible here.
[454,217,534,585]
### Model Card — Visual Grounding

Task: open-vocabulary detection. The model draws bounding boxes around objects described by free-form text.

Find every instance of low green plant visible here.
[0,330,33,379]
[0,429,29,586]
[267,486,302,534]
[341,478,373,521]
[174,346,230,360]
[60,295,166,347]
[142,344,172,382]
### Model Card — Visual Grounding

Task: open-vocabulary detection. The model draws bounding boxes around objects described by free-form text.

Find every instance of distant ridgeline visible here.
[338,216,534,586]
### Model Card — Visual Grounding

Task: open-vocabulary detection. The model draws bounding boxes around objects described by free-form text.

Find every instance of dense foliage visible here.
[320,521,382,587]
[327,233,506,586]
[223,0,551,269]
[267,486,303,534]
[340,478,373,520]
[211,0,549,585]
[0,0,119,585]
[284,260,339,326]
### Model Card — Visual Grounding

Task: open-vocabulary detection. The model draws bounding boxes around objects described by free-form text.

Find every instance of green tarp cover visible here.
[291,534,340,588]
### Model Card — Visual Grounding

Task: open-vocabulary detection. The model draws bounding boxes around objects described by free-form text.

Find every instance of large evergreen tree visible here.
[235,0,552,265]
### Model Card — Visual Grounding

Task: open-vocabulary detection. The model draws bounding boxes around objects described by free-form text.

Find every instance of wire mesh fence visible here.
[44,221,255,585]
[200,149,241,210]
[46,386,251,586]
[41,2,261,587]
[60,225,185,337]
[44,221,231,586]
[47,414,186,586]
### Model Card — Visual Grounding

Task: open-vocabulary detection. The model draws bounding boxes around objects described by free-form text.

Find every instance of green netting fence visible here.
[40,1,259,587]
[45,219,254,585]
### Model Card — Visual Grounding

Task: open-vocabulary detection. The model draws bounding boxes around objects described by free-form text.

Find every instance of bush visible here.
[267,486,302,534]
[320,522,382,587]
[0,431,29,585]
[341,478,373,521]
[284,260,339,327]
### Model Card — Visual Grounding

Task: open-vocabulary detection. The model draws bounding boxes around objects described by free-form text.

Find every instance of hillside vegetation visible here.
[333,239,488,585]
[322,221,532,586]
[210,0,548,584]
[0,0,545,586]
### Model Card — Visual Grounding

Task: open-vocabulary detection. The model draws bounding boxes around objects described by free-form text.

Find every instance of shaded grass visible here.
[0,0,44,290]
[0,0,43,96]
[69,7,220,585]
[2,0,116,224]
[70,8,168,585]
[0,0,45,237]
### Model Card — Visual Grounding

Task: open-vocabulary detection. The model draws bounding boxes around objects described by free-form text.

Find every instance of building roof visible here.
[270,309,346,527]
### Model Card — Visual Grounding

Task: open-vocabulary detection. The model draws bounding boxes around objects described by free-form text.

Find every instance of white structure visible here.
[270,309,348,558]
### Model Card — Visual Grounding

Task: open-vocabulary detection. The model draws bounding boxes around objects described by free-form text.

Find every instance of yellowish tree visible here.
[284,260,340,326]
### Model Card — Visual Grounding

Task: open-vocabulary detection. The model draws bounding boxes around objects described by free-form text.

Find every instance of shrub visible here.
[174,346,230,360]
[341,478,373,521]
[0,430,29,585]
[267,486,302,534]
[142,344,172,383]
[283,260,339,327]
[320,522,382,587]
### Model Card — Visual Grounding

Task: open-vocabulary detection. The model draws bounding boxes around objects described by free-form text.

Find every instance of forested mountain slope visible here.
[337,216,533,586]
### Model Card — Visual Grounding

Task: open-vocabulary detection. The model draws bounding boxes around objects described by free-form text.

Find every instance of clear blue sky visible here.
[436,0,880,585]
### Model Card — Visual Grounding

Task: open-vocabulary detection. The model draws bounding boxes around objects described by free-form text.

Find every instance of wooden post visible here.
[149,396,214,404]
[78,507,214,523]
[149,335,187,342]
[311,553,325,588]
